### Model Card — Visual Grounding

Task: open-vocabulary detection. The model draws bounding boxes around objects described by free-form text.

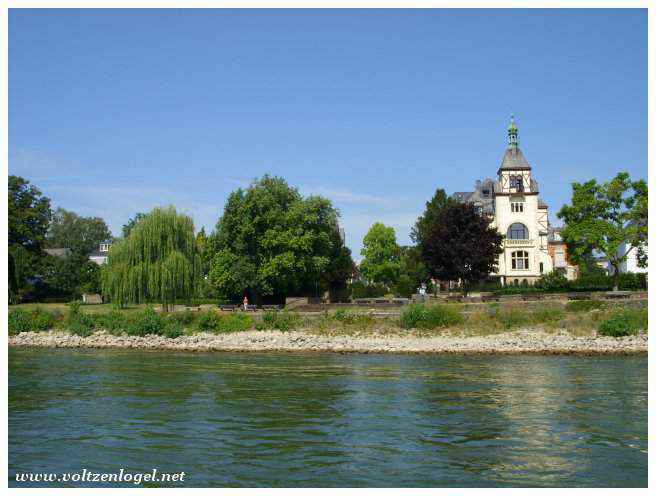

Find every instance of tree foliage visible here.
[359,222,402,287]
[411,188,455,246]
[47,207,112,256]
[419,202,503,294]
[122,212,146,238]
[557,172,647,290]
[9,175,52,252]
[102,206,202,309]
[8,176,52,302]
[208,175,351,303]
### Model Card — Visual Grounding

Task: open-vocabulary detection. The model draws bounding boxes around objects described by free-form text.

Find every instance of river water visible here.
[8,348,647,487]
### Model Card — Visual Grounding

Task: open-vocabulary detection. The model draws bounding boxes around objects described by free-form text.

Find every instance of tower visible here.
[497,115,535,194]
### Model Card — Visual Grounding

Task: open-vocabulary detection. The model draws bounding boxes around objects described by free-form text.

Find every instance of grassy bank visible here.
[8,300,648,339]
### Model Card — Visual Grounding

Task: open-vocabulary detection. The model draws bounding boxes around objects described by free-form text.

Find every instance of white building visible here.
[607,241,648,275]
[89,240,112,265]
[453,117,558,285]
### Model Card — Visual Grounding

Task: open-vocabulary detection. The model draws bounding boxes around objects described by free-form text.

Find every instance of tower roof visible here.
[500,147,531,170]
[498,115,531,172]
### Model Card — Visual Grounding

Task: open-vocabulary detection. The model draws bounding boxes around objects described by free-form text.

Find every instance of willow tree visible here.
[102,206,202,310]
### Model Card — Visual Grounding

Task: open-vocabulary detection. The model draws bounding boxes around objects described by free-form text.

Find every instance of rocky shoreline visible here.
[8,329,648,355]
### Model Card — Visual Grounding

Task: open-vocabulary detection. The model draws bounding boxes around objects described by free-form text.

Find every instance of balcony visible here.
[505,238,534,247]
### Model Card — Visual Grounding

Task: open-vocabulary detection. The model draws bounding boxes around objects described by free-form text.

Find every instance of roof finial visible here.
[507,114,519,149]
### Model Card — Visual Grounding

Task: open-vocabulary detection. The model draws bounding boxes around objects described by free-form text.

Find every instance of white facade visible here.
[608,242,648,274]
[492,185,553,285]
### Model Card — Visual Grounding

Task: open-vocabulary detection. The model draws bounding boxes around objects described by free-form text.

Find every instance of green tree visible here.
[47,208,112,257]
[420,202,503,295]
[208,175,346,304]
[101,206,202,310]
[394,245,430,297]
[558,172,647,291]
[359,222,402,288]
[411,187,455,246]
[8,176,52,302]
[122,212,146,238]
[8,175,52,251]
[320,233,355,301]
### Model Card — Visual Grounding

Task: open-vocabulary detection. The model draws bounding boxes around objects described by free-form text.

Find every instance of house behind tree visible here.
[452,117,577,285]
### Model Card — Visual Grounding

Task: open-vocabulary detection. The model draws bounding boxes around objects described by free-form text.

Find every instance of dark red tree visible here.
[420,202,503,295]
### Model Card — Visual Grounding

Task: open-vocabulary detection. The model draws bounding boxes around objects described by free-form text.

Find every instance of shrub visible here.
[29,307,56,331]
[126,307,166,336]
[259,311,300,332]
[8,308,57,334]
[598,308,648,337]
[67,301,95,336]
[162,320,183,339]
[399,304,463,330]
[95,310,128,334]
[535,271,569,291]
[496,307,531,329]
[168,309,196,326]
[566,300,606,312]
[217,313,253,333]
[8,310,31,335]
[332,309,375,329]
[197,310,222,332]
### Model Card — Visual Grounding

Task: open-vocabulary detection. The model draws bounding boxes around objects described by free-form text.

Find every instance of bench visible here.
[243,304,257,312]
[604,291,632,300]
[261,304,282,311]
[567,292,592,301]
[521,293,544,301]
[219,304,237,312]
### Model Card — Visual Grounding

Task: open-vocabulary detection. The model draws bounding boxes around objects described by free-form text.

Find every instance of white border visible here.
[1,2,653,494]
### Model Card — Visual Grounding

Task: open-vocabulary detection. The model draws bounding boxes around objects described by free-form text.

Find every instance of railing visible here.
[505,238,534,247]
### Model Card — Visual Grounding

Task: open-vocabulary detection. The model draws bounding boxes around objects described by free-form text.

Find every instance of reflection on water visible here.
[9,349,647,487]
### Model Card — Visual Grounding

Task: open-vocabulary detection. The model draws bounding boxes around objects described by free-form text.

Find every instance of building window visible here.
[539,262,544,273]
[511,202,524,213]
[511,250,529,270]
[510,175,524,191]
[100,244,110,252]
[507,223,528,239]
[482,188,490,197]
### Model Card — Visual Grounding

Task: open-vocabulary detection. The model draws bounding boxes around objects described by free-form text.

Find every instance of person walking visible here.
[243,295,249,311]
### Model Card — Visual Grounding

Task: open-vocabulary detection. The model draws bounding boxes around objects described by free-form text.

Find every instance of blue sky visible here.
[9,9,647,258]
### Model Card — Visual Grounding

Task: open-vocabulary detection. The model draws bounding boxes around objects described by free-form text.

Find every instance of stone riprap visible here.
[8,329,647,355]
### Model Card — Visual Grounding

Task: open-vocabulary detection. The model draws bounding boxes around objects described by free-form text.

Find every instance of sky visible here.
[9,9,647,258]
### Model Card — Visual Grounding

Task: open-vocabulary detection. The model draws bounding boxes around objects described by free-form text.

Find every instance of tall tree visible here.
[359,222,402,288]
[8,176,52,302]
[47,208,112,257]
[8,175,52,251]
[122,212,146,238]
[558,172,647,291]
[208,175,347,304]
[101,206,202,310]
[420,202,503,295]
[411,187,455,245]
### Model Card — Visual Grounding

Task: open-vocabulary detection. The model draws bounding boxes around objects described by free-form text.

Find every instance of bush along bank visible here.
[7,301,648,339]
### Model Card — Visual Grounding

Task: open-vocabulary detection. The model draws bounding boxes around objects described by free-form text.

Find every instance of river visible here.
[8,348,647,487]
